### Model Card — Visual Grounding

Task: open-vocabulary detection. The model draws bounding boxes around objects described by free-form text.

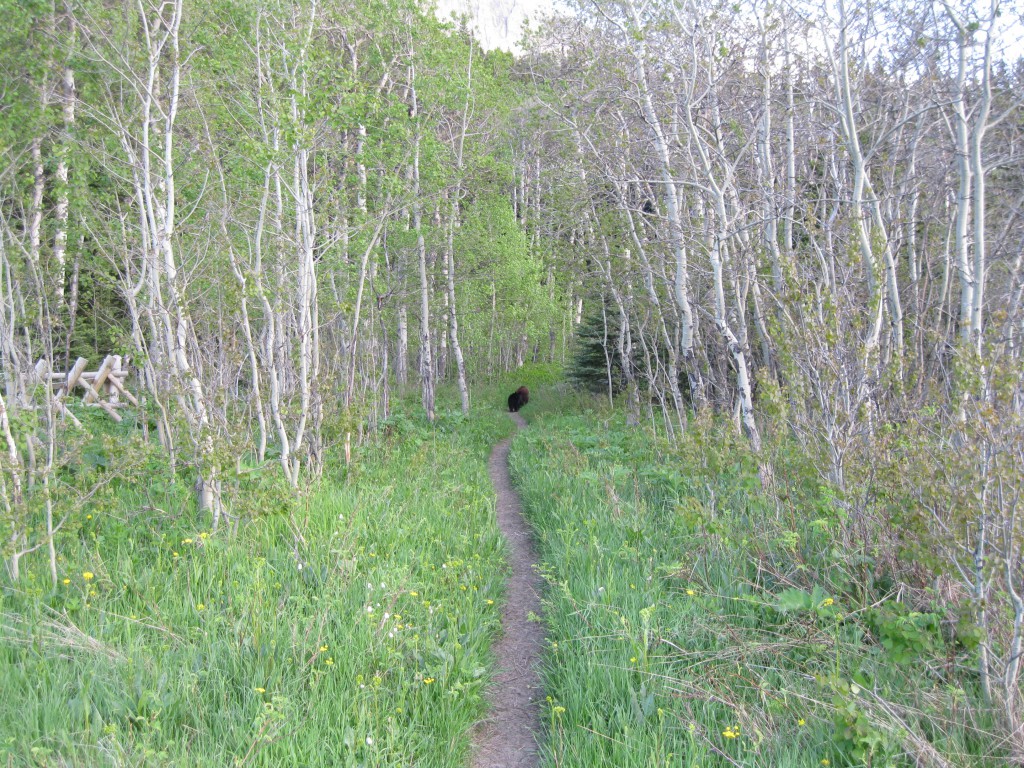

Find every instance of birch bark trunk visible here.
[672,7,763,457]
[967,2,997,354]
[407,58,435,422]
[444,39,473,416]
[52,3,76,313]
[625,0,700,408]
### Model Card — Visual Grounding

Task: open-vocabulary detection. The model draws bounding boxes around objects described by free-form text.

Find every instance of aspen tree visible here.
[406,50,435,422]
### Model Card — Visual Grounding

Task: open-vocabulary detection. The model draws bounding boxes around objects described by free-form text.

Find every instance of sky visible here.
[432,0,1024,61]
[433,0,557,51]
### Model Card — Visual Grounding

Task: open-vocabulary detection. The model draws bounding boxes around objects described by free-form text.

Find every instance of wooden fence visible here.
[34,355,137,426]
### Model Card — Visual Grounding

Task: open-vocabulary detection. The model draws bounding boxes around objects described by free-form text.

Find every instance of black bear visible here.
[507,386,530,413]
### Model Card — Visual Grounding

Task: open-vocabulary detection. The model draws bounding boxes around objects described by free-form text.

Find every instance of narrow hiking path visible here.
[471,412,544,768]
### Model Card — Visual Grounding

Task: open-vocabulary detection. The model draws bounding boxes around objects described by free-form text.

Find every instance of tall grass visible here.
[0,398,513,766]
[512,400,1001,767]
[3,373,998,766]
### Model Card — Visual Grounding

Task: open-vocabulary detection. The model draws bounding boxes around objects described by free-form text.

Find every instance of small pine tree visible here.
[568,302,693,407]
[567,303,624,394]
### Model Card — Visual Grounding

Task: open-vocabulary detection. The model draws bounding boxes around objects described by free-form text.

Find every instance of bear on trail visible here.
[507,386,529,413]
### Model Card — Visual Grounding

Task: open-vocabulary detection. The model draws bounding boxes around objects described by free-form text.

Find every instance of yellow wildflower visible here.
[62,579,70,585]
[798,718,806,726]
[82,571,94,581]
[320,645,329,652]
[325,657,334,666]
[197,603,205,611]
[686,589,695,596]
[423,677,435,685]
[255,687,266,693]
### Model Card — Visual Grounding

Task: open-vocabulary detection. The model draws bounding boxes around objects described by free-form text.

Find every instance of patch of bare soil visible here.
[471,412,544,768]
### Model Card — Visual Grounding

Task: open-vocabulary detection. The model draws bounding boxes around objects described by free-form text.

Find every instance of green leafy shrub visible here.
[864,606,943,664]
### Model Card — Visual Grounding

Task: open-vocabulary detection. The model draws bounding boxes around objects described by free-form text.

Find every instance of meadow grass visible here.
[2,371,998,767]
[511,394,1000,768]
[0,392,515,767]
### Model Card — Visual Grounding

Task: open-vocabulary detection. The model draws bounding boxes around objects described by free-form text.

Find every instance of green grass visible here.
[2,372,1000,767]
[511,399,1001,768]
[0,397,514,766]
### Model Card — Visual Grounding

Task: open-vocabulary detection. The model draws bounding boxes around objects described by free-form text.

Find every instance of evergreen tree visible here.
[567,302,623,394]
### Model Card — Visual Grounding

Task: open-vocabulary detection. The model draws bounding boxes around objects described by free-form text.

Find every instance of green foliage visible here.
[0,397,512,767]
[864,606,942,664]
[773,585,841,620]
[829,678,898,766]
[510,397,1005,767]
[453,193,564,380]
[566,304,623,394]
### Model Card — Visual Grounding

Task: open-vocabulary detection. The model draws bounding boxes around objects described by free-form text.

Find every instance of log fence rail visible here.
[33,355,136,426]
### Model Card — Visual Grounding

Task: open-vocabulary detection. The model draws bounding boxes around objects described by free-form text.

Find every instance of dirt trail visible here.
[471,412,544,768]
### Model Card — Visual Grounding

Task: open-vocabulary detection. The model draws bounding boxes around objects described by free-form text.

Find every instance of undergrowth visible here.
[511,397,1001,767]
[3,370,1001,767]
[0,390,515,767]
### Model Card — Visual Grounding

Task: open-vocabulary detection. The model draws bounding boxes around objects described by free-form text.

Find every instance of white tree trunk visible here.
[408,60,434,422]
[626,0,699,404]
